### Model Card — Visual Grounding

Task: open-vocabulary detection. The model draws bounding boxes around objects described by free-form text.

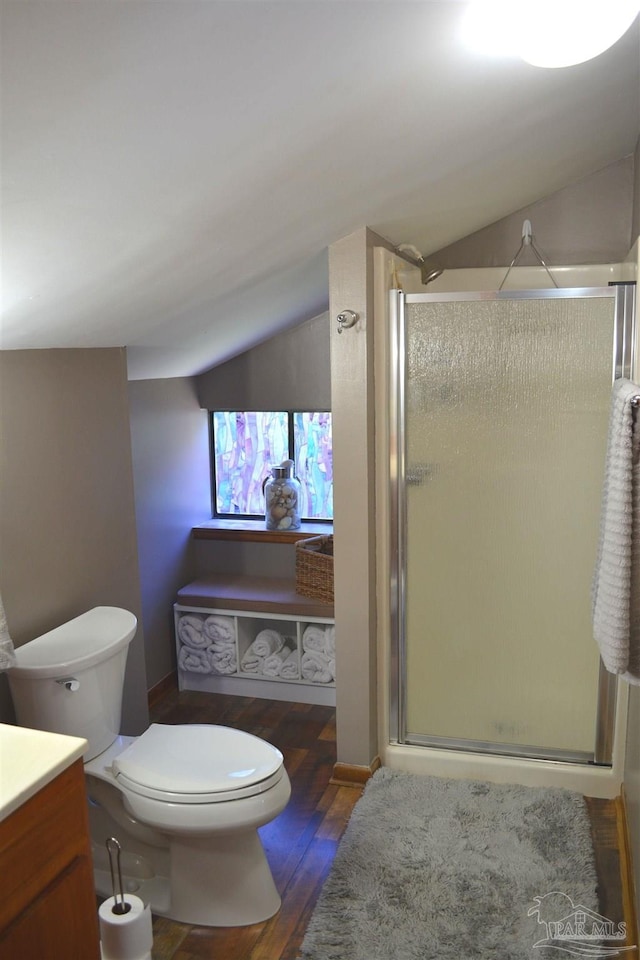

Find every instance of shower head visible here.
[420,262,444,285]
[395,243,444,286]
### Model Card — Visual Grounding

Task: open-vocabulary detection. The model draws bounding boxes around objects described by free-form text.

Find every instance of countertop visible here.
[0,723,87,821]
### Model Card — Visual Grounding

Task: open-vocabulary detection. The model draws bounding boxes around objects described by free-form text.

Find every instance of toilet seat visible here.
[112,723,284,804]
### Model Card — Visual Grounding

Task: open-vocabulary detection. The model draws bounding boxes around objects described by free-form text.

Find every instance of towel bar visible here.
[632,396,640,408]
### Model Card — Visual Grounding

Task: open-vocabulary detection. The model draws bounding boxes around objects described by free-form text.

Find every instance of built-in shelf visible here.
[181,525,335,706]
[176,573,333,618]
[175,574,335,706]
[192,519,333,544]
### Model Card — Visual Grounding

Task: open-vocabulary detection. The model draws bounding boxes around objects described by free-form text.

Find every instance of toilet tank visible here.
[8,607,137,761]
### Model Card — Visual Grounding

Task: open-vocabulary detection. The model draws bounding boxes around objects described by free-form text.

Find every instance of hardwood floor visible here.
[585,795,635,948]
[146,686,630,959]
[148,689,362,960]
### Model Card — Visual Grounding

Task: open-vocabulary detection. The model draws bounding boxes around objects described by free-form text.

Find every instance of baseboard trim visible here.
[148,670,177,710]
[616,789,639,950]
[330,756,382,787]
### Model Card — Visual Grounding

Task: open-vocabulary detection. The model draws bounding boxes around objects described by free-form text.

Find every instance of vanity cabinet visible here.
[0,758,100,960]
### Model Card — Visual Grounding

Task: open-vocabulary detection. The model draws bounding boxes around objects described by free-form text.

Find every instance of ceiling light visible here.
[463,0,640,68]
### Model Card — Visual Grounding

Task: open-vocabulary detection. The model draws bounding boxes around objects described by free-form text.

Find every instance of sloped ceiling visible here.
[1,1,639,379]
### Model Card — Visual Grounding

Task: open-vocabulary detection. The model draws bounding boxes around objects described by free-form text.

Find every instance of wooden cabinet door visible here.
[0,856,100,960]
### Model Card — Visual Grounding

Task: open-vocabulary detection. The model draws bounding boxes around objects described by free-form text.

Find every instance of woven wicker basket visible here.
[295,535,334,603]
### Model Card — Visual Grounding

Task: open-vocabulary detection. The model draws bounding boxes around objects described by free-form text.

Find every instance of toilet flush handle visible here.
[56,677,80,692]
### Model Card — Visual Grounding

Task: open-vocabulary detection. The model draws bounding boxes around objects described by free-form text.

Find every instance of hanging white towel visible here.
[592,378,640,684]
[0,593,16,671]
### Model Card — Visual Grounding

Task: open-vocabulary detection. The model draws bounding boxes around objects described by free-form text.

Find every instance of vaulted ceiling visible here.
[2,1,639,379]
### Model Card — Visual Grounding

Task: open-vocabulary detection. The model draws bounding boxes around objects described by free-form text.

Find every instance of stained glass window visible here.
[293,412,333,520]
[211,411,332,520]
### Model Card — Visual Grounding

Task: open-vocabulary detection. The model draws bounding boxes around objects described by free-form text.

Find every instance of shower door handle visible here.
[405,463,438,486]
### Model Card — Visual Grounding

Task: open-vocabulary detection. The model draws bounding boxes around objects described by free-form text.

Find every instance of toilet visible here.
[7,606,291,927]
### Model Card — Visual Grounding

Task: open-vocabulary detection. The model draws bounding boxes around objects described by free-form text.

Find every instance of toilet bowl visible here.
[7,607,291,927]
[86,722,291,925]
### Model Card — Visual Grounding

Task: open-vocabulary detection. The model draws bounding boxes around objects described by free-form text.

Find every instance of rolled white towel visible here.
[179,644,214,674]
[280,648,300,679]
[302,624,327,653]
[240,643,265,673]
[301,649,333,684]
[209,645,237,675]
[328,657,336,680]
[208,639,235,654]
[263,645,293,678]
[203,615,235,645]
[178,614,208,649]
[324,625,335,658]
[251,629,284,658]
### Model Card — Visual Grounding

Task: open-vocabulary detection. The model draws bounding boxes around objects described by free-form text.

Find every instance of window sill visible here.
[192,519,333,544]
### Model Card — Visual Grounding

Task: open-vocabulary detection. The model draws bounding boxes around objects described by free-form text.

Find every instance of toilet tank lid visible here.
[9,607,137,678]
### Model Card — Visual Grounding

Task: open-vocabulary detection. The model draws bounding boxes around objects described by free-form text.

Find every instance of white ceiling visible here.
[1,1,639,379]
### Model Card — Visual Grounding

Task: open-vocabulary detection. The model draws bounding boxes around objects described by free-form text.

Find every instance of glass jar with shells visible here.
[263,460,302,531]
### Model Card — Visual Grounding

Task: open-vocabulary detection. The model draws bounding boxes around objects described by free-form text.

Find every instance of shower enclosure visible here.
[388,284,636,772]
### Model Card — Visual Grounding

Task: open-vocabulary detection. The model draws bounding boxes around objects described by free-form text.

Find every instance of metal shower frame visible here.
[388,283,637,766]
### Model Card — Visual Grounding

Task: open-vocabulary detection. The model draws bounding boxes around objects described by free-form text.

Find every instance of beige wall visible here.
[194,311,332,583]
[128,377,211,689]
[196,311,330,412]
[125,313,331,698]
[432,156,635,269]
[625,687,640,920]
[329,227,394,767]
[0,348,148,735]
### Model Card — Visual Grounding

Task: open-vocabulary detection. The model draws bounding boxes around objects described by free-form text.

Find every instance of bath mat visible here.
[300,768,603,960]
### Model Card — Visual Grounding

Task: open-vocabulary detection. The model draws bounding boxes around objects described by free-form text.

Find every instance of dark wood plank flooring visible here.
[148,689,361,960]
[147,687,628,959]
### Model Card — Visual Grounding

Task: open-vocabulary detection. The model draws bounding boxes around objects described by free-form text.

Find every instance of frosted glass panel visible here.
[404,295,613,754]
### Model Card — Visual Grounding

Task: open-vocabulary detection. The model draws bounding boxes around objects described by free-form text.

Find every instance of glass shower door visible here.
[392,288,625,762]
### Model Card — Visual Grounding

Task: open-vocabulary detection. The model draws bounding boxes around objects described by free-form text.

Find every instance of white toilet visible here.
[7,606,291,927]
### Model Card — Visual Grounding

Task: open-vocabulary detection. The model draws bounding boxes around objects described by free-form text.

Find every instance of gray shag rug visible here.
[300,768,599,960]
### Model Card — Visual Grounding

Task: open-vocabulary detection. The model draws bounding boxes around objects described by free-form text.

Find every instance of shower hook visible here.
[336,310,358,334]
[498,219,558,291]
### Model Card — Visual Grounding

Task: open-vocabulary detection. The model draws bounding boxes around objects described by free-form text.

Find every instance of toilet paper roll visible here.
[99,894,153,960]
